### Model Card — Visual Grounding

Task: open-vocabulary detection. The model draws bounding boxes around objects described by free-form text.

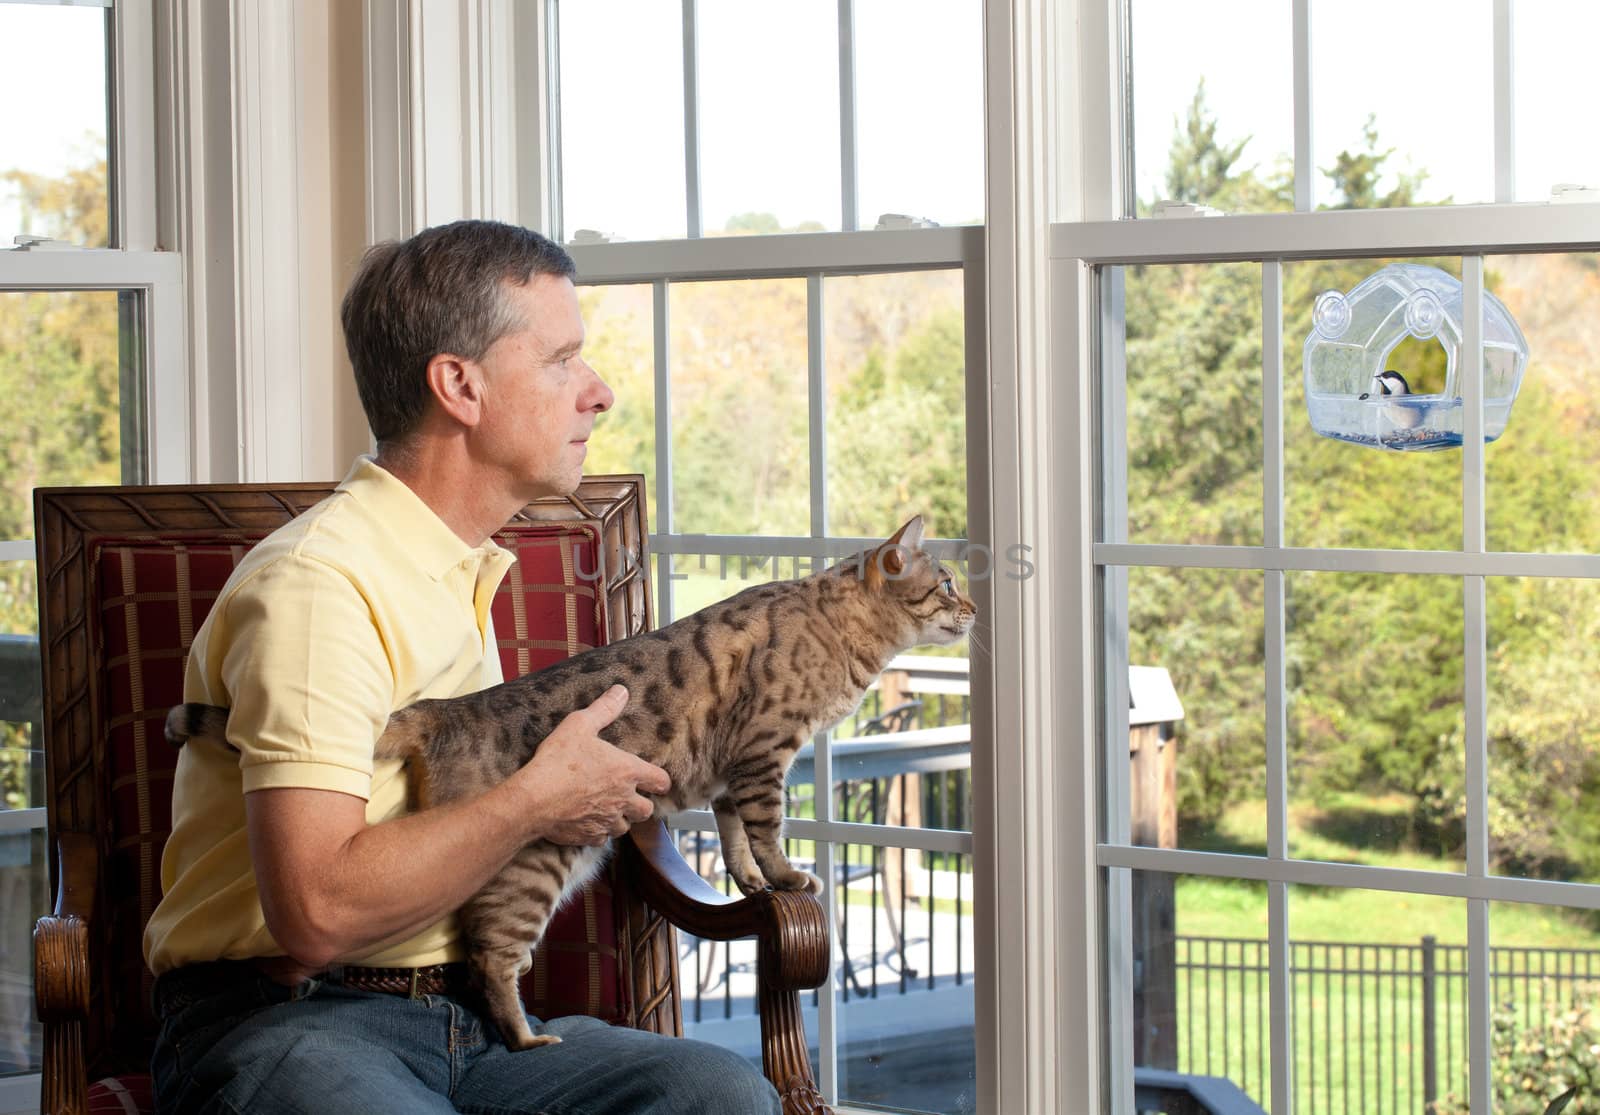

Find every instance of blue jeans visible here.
[151,964,780,1114]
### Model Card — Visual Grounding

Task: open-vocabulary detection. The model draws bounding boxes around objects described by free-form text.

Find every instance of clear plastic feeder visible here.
[1303,263,1529,452]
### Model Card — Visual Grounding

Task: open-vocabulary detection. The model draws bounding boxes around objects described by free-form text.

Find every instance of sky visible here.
[3,1,1599,242]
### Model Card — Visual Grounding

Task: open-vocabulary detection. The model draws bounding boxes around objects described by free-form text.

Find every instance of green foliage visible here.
[1435,995,1600,1115]
[1128,84,1600,867]
[1321,114,1437,210]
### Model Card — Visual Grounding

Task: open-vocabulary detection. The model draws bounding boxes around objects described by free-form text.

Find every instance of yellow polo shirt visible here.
[143,456,516,975]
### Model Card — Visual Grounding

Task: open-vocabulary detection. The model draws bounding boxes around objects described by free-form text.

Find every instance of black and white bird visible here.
[1358,369,1421,429]
[1357,369,1411,400]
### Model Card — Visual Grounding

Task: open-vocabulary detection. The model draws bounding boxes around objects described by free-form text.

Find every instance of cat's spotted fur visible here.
[166,516,976,1051]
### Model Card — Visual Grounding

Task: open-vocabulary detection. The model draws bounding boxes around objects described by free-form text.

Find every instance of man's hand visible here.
[520,684,672,846]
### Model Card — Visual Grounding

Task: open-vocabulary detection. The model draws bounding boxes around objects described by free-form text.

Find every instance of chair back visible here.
[33,476,679,1082]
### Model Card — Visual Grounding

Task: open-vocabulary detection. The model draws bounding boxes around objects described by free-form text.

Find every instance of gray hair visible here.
[340,219,577,446]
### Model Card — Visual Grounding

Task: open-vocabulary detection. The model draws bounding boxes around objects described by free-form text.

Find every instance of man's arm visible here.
[248,683,670,974]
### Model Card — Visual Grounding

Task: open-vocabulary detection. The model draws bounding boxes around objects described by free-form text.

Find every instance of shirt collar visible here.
[337,456,514,582]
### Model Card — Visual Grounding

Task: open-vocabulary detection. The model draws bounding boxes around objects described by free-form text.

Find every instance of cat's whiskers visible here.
[963,623,994,662]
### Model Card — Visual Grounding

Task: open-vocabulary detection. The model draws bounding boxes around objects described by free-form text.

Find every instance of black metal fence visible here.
[1167,934,1600,1113]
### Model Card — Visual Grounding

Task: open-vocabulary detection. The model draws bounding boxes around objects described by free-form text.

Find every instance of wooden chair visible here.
[31,476,832,1115]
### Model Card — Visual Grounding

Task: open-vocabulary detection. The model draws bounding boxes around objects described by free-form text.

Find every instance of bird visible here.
[1358,369,1422,430]
[1357,369,1411,400]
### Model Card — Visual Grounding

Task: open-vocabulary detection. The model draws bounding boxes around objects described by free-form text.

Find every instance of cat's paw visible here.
[770,869,823,895]
[731,870,770,896]
[508,1033,562,1051]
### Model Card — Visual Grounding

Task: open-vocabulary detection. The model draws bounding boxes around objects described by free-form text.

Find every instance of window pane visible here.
[835,841,975,1114]
[698,1,840,235]
[1484,252,1600,554]
[557,0,687,241]
[1512,1,1600,202]
[1289,885,1469,1113]
[1487,577,1600,884]
[668,279,810,535]
[0,573,42,814]
[1129,0,1293,215]
[0,290,132,540]
[1115,262,1263,547]
[1124,566,1264,854]
[1283,257,1464,551]
[1122,871,1273,1108]
[578,283,658,527]
[855,0,983,227]
[824,270,966,541]
[1286,572,1464,870]
[0,830,46,1076]
[1311,1,1493,210]
[1486,899,1600,1115]
[0,1,110,246]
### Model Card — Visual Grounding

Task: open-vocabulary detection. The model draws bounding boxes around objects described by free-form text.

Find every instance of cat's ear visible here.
[886,516,925,551]
[867,517,924,587]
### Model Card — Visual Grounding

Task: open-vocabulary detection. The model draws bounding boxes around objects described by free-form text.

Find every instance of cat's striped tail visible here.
[164,703,230,748]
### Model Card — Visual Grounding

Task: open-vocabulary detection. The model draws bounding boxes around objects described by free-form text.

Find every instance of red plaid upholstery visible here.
[86,1074,153,1114]
[84,520,628,1108]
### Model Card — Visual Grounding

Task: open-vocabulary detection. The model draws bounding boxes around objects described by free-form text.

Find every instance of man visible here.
[143,219,782,1114]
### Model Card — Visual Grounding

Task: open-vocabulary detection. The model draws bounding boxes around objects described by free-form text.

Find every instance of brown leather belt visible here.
[323,961,469,999]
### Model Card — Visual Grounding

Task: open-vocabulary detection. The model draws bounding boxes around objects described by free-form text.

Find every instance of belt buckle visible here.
[408,967,422,999]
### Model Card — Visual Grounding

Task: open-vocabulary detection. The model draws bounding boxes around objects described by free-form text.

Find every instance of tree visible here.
[1321,115,1436,210]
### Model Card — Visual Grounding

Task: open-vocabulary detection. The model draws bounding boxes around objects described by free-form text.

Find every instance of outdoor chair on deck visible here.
[30,476,832,1115]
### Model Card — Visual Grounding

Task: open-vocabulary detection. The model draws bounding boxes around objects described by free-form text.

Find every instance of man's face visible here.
[472,274,613,499]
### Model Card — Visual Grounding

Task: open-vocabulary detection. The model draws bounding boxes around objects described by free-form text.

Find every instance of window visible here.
[545,2,985,1110]
[1089,5,1600,1112]
[0,1,181,1107]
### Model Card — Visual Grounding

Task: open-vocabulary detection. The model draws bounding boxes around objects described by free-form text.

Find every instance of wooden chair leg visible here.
[760,979,831,1115]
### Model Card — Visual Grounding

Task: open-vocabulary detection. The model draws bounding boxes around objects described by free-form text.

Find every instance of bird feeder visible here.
[1303,263,1529,451]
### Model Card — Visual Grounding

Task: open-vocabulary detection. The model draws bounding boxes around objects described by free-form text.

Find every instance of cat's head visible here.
[856,516,977,647]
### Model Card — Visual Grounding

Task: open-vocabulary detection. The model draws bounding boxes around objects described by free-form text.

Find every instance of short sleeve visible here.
[217,555,395,798]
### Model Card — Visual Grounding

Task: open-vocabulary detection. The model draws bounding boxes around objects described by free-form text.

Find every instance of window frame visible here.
[1079,4,1600,1113]
[0,1,186,1107]
[565,163,990,1115]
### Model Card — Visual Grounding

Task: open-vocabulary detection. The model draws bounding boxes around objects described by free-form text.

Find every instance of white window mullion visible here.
[1268,882,1293,1114]
[1292,0,1313,212]
[806,273,827,540]
[1098,263,1133,1115]
[813,726,839,1103]
[651,278,675,625]
[1461,253,1493,1115]
[1469,897,1492,1114]
[680,0,702,239]
[111,0,158,251]
[836,0,858,233]
[1262,259,1295,1114]
[1494,0,1515,204]
[1094,542,1600,581]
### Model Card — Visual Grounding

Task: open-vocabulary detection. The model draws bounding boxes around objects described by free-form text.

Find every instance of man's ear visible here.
[426,352,484,428]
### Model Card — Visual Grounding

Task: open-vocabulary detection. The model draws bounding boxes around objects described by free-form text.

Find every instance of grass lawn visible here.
[1177,793,1600,948]
[1154,795,1600,1113]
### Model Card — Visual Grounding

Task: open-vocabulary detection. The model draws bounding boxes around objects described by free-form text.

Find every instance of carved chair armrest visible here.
[36,831,99,1115]
[623,820,829,991]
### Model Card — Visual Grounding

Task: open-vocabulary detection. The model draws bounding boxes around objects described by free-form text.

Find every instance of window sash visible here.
[1077,203,1600,1114]
[1129,0,1520,215]
[576,228,983,1107]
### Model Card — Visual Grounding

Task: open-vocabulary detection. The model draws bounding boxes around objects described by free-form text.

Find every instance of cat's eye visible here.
[941,576,955,595]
